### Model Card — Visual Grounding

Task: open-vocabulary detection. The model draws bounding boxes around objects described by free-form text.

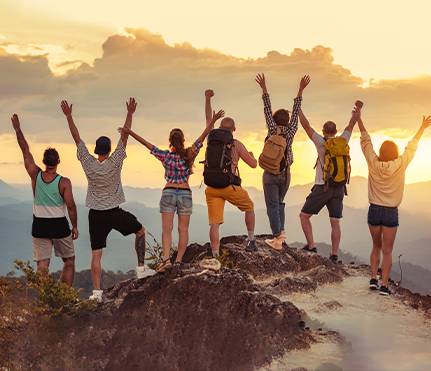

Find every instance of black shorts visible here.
[88,207,142,250]
[368,204,399,228]
[301,185,345,219]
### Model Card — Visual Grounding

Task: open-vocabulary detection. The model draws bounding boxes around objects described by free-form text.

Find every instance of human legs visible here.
[209,224,221,256]
[205,187,226,256]
[177,214,190,262]
[135,227,146,266]
[36,259,50,275]
[279,169,290,235]
[300,212,315,249]
[329,218,341,256]
[381,226,397,287]
[91,249,103,290]
[263,173,282,236]
[60,256,75,286]
[161,213,174,261]
[368,225,383,280]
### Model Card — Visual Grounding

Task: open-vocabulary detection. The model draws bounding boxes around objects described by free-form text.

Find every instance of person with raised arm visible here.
[119,105,225,272]
[357,107,431,295]
[255,74,310,250]
[298,102,358,263]
[61,98,151,302]
[204,90,258,256]
[11,114,77,286]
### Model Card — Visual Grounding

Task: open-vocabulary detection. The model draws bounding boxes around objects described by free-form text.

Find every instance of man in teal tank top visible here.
[11,114,78,286]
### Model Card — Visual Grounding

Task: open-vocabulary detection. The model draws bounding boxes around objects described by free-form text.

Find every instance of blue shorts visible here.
[160,188,193,215]
[367,204,399,228]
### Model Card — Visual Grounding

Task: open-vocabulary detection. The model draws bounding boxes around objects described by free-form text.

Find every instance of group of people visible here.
[11,74,431,301]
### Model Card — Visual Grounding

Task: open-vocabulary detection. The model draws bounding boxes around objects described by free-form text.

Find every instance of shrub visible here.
[14,260,95,316]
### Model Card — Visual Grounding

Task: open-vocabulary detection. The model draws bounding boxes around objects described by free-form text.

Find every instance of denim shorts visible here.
[160,188,193,215]
[368,204,399,228]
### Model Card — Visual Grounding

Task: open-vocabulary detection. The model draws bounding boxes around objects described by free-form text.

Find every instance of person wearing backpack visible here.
[358,108,431,295]
[204,90,258,256]
[298,102,359,263]
[255,74,310,250]
[119,105,225,273]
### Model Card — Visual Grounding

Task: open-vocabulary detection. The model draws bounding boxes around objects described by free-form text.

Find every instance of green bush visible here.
[14,260,95,316]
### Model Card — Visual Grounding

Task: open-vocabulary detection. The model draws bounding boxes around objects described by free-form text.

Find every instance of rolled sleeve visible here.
[150,147,169,162]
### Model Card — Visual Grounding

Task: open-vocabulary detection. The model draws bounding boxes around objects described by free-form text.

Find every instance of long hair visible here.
[272,109,290,127]
[379,140,399,162]
[169,128,195,169]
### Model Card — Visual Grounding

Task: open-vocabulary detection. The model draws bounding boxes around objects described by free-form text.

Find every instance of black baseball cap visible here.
[94,136,111,155]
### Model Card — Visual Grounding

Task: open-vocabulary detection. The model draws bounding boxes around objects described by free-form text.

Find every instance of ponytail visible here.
[169,129,196,170]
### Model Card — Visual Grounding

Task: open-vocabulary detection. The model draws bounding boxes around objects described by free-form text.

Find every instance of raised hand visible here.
[255,73,268,94]
[299,75,311,92]
[126,97,137,114]
[422,115,431,128]
[205,89,214,99]
[210,109,225,125]
[118,126,131,135]
[61,100,73,116]
[351,105,361,121]
[11,114,20,131]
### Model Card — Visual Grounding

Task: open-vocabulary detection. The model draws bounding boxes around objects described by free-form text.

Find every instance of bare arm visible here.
[61,178,78,240]
[255,73,278,135]
[298,108,315,140]
[118,127,155,151]
[196,110,225,144]
[60,101,81,145]
[205,90,214,126]
[120,97,138,147]
[11,114,39,179]
[344,104,359,133]
[412,115,431,141]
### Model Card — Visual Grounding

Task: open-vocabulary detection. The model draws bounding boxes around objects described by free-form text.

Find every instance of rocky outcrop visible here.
[0,237,355,371]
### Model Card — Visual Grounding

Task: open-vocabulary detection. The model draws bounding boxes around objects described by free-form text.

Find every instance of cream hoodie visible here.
[360,132,418,207]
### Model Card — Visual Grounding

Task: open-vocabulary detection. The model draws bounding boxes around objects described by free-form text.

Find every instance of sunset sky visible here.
[2,0,431,188]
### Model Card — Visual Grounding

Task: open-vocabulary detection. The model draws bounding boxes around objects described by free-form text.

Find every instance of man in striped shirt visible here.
[11,114,78,286]
[61,98,151,302]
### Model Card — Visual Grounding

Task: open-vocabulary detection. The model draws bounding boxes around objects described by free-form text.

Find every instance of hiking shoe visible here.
[265,236,283,251]
[329,254,338,263]
[302,245,317,253]
[369,278,379,290]
[245,239,258,252]
[156,259,172,273]
[89,289,103,303]
[379,286,391,296]
[136,265,157,279]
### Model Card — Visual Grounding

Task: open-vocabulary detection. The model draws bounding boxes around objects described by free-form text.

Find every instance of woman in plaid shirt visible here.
[120,108,224,272]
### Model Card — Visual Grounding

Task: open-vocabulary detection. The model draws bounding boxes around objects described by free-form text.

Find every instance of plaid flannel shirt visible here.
[151,140,203,183]
[262,93,302,167]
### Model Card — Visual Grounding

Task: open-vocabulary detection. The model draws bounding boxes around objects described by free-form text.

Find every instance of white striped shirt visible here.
[77,139,126,210]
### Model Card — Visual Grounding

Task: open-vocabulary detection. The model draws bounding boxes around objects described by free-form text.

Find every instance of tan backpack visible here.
[258,129,287,175]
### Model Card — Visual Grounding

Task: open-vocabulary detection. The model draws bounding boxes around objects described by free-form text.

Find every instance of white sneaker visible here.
[89,289,103,303]
[136,265,157,279]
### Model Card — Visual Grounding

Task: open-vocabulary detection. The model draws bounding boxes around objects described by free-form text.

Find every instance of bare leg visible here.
[210,224,220,255]
[91,249,103,290]
[161,212,174,261]
[381,226,397,286]
[135,227,146,266]
[329,218,341,256]
[176,215,191,262]
[245,210,255,237]
[300,212,315,247]
[36,259,50,276]
[368,225,382,279]
[60,256,75,286]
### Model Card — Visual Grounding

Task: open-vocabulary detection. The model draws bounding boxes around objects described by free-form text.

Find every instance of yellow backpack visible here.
[258,129,287,175]
[321,137,351,187]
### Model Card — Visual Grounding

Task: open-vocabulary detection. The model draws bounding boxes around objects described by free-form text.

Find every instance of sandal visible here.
[302,245,317,253]
[156,259,172,273]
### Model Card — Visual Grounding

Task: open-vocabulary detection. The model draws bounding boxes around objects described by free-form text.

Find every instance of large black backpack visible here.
[203,129,240,188]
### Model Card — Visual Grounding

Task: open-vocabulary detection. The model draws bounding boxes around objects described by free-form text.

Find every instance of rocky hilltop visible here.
[2,236,431,371]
